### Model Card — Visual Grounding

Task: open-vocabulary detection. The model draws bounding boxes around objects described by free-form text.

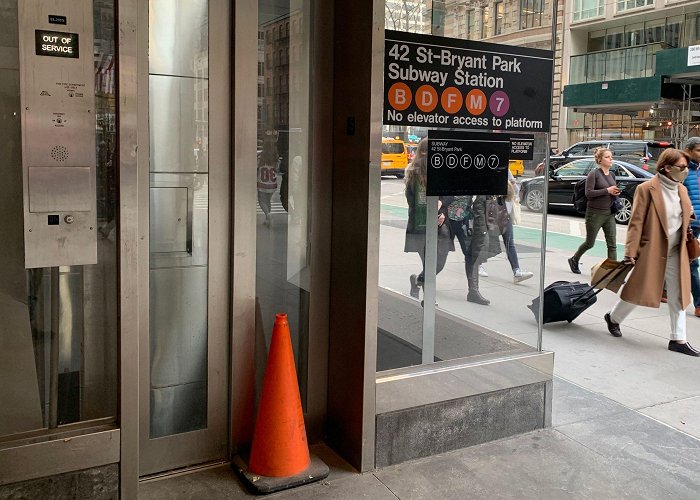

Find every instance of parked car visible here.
[381,137,408,178]
[519,158,654,224]
[548,140,674,172]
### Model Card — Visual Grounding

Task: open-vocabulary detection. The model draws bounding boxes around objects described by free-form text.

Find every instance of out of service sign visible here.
[384,30,553,132]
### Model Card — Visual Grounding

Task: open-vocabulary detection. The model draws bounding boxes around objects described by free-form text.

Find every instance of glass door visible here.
[139,0,229,475]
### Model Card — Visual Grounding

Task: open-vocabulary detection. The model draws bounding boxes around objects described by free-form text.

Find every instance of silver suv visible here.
[549,140,674,171]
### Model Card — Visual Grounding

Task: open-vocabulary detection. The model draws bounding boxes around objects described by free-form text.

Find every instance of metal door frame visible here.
[135,0,232,477]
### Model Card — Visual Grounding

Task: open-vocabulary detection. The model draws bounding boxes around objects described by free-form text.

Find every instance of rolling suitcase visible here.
[528,261,631,324]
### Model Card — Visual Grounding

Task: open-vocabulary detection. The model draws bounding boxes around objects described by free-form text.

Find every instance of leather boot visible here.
[466,264,490,305]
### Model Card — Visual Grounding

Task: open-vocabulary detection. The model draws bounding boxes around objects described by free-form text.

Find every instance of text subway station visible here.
[384,30,553,132]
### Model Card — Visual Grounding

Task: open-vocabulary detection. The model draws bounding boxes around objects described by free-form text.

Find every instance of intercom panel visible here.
[19,0,96,268]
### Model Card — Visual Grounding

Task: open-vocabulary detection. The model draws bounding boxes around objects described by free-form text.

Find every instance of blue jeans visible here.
[692,226,700,308]
[501,221,519,272]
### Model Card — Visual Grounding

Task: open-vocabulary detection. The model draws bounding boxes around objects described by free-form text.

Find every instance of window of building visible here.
[624,23,644,47]
[616,0,652,13]
[483,7,489,35]
[494,2,504,35]
[588,29,605,52]
[466,9,475,39]
[645,18,665,44]
[573,0,604,21]
[520,0,543,29]
[684,12,700,46]
[666,15,683,48]
[605,26,624,50]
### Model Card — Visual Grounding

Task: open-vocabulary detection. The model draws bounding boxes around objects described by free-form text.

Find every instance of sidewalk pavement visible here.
[140,214,700,499]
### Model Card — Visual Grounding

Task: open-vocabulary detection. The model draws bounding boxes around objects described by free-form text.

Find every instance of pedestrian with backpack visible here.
[568,148,620,273]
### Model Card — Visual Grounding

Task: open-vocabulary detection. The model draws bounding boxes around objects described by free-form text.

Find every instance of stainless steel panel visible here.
[58,267,83,374]
[19,0,97,268]
[140,0,229,476]
[149,0,208,78]
[28,166,93,212]
[0,429,120,486]
[149,74,208,173]
[149,266,208,389]
[150,382,207,438]
[149,173,207,268]
[230,0,258,454]
[120,0,143,492]
[149,187,190,254]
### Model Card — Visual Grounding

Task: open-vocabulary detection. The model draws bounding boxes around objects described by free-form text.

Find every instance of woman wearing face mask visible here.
[604,149,699,356]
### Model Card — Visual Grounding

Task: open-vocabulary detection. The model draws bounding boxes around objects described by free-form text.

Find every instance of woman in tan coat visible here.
[604,149,699,356]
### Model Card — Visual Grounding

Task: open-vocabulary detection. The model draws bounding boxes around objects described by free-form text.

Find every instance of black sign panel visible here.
[48,15,67,25]
[510,134,535,160]
[384,30,553,132]
[35,30,79,58]
[427,130,510,196]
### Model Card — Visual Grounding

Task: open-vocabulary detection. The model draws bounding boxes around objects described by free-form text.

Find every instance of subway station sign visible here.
[427,130,510,196]
[384,30,553,132]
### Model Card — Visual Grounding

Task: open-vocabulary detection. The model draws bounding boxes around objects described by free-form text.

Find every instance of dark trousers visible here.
[573,210,617,261]
[416,225,451,284]
[691,226,700,308]
[450,219,477,279]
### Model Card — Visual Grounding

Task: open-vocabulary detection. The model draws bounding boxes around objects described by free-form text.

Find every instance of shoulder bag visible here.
[687,228,700,260]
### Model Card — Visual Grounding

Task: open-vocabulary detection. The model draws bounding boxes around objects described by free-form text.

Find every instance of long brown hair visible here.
[405,137,428,187]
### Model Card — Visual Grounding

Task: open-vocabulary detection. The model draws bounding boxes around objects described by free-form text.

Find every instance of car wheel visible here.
[615,195,633,225]
[395,173,405,179]
[525,188,544,212]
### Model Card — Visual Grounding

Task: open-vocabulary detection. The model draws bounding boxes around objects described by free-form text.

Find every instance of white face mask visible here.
[665,165,689,183]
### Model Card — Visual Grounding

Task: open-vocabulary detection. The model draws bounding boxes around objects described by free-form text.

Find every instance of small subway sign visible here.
[427,130,510,196]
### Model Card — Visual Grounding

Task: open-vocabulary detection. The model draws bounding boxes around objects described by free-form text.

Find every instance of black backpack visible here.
[572,178,587,214]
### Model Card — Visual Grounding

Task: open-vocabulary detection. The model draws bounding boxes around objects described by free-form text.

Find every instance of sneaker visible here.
[513,269,534,283]
[668,341,700,356]
[568,257,581,274]
[409,274,420,299]
[478,265,488,277]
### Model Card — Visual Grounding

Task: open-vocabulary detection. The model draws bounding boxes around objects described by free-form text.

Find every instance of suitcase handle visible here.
[570,261,632,307]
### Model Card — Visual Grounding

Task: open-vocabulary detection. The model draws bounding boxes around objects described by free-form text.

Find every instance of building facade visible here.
[560,0,700,148]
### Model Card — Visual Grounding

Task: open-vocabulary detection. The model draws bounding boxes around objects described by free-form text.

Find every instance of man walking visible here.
[684,137,700,317]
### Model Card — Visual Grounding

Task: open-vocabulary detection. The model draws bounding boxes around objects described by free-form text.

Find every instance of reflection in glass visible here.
[256,1,312,404]
[148,1,209,438]
[0,0,118,440]
[378,1,552,371]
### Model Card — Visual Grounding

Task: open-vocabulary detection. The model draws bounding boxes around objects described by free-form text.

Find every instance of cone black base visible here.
[233,454,329,495]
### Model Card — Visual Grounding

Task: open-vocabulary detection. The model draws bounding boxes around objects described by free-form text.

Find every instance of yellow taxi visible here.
[509,159,524,177]
[381,137,408,178]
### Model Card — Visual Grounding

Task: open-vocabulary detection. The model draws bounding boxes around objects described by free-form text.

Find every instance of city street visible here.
[378,175,700,444]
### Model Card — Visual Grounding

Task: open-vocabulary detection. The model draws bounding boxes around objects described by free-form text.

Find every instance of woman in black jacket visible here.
[442,194,502,305]
[404,138,455,299]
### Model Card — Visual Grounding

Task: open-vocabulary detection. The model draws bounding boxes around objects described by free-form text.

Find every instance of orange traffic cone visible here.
[235,313,328,494]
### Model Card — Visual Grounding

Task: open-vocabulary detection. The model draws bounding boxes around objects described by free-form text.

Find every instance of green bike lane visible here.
[380,203,624,259]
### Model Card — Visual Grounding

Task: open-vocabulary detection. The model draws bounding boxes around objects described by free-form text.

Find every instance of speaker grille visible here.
[51,145,69,162]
